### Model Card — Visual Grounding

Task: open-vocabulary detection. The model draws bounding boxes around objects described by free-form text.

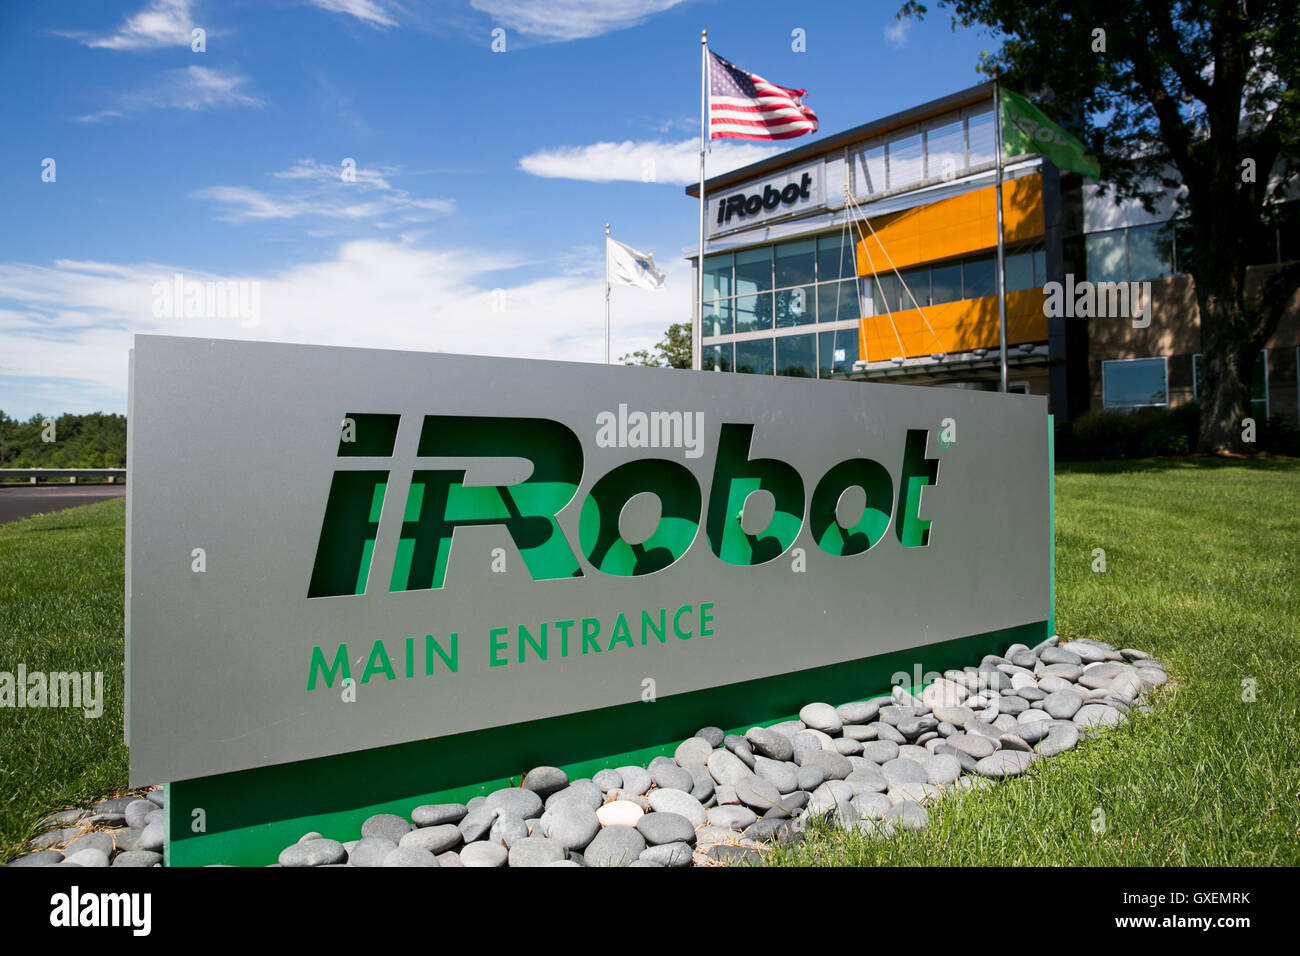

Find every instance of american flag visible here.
[708,50,818,141]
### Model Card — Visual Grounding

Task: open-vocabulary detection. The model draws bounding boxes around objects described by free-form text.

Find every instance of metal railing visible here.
[0,468,126,484]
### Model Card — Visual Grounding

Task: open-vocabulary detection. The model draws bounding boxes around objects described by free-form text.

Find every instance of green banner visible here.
[1000,87,1100,180]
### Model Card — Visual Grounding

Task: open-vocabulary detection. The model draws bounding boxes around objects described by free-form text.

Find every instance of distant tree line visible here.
[0,412,127,468]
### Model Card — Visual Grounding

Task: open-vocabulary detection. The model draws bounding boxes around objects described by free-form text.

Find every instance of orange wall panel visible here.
[856,288,1047,361]
[855,175,1043,276]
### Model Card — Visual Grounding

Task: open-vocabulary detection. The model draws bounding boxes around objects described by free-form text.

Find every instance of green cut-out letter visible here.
[307,471,389,597]
[810,458,894,556]
[391,416,583,590]
[895,429,939,547]
[705,423,805,565]
[578,459,701,576]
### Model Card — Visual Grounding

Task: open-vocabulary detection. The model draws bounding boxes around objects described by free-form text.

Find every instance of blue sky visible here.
[0,0,1001,419]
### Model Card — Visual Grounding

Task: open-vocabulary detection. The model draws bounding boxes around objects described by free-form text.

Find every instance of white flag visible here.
[607,237,666,291]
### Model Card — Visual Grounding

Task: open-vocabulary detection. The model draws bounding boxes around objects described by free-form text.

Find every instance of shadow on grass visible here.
[1056,455,1298,476]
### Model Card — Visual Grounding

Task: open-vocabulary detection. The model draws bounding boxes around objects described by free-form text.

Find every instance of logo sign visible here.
[126,336,1048,785]
[707,161,825,237]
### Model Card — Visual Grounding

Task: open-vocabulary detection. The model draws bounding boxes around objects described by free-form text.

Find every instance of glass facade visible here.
[1078,212,1300,282]
[701,231,862,378]
[695,98,1051,379]
[702,228,1048,378]
[1085,221,1185,283]
[851,102,996,198]
[736,338,774,375]
[776,333,817,377]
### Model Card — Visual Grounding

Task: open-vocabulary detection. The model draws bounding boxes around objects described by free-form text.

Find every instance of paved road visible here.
[0,485,126,524]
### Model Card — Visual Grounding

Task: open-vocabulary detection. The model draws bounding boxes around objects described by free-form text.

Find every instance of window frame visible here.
[1102,356,1170,410]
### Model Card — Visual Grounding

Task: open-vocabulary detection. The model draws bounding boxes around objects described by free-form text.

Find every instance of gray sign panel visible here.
[126,335,1049,785]
[707,159,826,238]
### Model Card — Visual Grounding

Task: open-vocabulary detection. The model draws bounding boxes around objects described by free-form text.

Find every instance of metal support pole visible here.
[695,29,708,372]
[604,222,611,364]
[993,79,1009,393]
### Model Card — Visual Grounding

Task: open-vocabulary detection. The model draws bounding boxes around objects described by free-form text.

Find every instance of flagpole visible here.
[695,28,707,372]
[992,76,1009,393]
[604,222,611,364]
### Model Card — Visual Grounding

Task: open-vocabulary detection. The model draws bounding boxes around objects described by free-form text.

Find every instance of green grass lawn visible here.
[0,497,128,862]
[774,457,1300,866]
[2,459,1298,865]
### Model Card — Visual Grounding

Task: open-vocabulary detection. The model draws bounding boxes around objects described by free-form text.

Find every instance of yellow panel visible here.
[855,175,1043,275]
[856,288,1047,361]
[1003,176,1044,244]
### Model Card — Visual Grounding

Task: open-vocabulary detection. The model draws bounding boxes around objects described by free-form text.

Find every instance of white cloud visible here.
[471,0,688,41]
[191,187,303,221]
[144,65,262,109]
[70,0,199,50]
[75,66,263,121]
[519,138,784,185]
[305,0,399,28]
[0,240,690,416]
[273,158,395,190]
[193,159,454,223]
[884,18,910,49]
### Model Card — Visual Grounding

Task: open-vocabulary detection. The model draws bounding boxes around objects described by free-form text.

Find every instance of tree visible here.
[0,410,127,468]
[618,321,693,369]
[903,0,1299,453]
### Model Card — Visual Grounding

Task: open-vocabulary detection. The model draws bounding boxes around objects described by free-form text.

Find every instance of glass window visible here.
[931,262,962,304]
[926,119,965,181]
[736,338,773,375]
[966,108,994,166]
[734,247,772,294]
[702,253,732,299]
[817,233,854,283]
[702,342,733,372]
[854,144,886,197]
[963,254,996,299]
[1103,358,1167,409]
[1128,222,1174,281]
[1003,245,1046,291]
[702,299,732,338]
[1005,251,1036,293]
[734,293,772,334]
[774,239,815,288]
[776,285,815,328]
[819,329,859,378]
[776,333,816,377]
[819,280,860,322]
[1086,229,1127,285]
[874,273,902,313]
[888,132,924,190]
[859,277,876,317]
[897,266,931,308]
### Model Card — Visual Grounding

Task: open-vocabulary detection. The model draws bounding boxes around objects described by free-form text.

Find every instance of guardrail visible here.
[0,468,126,484]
